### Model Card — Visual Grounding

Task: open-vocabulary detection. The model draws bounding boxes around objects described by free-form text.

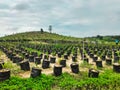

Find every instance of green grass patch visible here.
[0,70,120,90]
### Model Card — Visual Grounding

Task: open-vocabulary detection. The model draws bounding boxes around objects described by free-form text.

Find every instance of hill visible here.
[0,31,81,43]
[1,31,119,44]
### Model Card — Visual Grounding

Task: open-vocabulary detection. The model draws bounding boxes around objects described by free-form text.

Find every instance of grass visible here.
[0,69,120,90]
[0,74,53,90]
[0,50,4,58]
[80,61,93,69]
[0,31,81,43]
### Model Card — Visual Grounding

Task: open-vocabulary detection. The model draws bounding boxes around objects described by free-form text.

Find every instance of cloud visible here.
[61,19,93,26]
[0,4,10,10]
[12,3,30,11]
[0,0,120,37]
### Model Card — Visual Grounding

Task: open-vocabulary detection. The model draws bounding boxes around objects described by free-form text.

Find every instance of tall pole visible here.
[83,39,84,60]
[49,25,52,33]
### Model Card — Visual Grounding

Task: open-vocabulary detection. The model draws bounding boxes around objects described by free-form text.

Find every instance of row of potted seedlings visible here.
[83,45,120,73]
[0,43,120,81]
[0,46,79,78]
[0,45,100,79]
[21,45,100,77]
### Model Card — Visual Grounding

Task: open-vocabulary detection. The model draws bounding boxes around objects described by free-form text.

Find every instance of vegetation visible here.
[0,69,120,90]
[0,31,81,44]
[86,35,120,44]
[0,31,120,90]
[0,74,53,90]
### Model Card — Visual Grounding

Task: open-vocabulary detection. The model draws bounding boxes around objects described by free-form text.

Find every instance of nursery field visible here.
[0,31,120,90]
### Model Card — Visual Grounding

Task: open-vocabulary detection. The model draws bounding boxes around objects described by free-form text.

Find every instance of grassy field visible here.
[0,69,120,90]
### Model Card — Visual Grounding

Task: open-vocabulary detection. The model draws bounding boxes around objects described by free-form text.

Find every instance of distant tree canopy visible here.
[112,36,120,40]
[96,35,103,40]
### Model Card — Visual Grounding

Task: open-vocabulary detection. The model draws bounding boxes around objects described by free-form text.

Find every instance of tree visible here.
[96,35,103,40]
[40,28,44,34]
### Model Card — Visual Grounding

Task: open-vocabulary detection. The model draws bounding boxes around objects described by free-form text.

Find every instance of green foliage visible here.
[1,60,21,76]
[1,61,13,69]
[0,50,4,57]
[1,70,120,90]
[53,70,120,90]
[1,31,120,90]
[80,61,92,68]
[0,31,81,44]
[0,74,53,90]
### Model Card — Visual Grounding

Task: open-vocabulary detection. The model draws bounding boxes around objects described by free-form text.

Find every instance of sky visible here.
[0,0,120,37]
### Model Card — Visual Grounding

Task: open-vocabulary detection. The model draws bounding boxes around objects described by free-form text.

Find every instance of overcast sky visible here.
[0,0,120,37]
